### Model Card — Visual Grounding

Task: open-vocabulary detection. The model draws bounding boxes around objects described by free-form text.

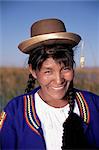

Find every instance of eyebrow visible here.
[41,67,53,70]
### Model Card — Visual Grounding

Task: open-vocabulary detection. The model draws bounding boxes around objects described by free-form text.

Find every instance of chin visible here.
[50,92,66,101]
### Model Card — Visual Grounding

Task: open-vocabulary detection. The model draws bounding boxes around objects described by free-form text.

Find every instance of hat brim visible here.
[18,32,81,54]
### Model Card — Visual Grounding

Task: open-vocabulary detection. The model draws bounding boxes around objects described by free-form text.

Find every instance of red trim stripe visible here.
[76,92,90,124]
[31,95,40,126]
[76,94,84,119]
[79,92,90,124]
[24,96,41,136]
[0,112,7,130]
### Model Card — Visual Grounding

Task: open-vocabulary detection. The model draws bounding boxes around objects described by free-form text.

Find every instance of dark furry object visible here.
[61,113,89,149]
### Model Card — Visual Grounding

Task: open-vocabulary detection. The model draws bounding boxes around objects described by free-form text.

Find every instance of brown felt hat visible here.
[18,18,81,54]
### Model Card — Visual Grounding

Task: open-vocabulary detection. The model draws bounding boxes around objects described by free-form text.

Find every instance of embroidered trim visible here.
[31,95,40,126]
[24,95,41,136]
[0,111,7,130]
[76,92,90,124]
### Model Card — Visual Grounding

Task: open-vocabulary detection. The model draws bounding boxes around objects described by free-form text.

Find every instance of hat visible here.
[18,18,81,54]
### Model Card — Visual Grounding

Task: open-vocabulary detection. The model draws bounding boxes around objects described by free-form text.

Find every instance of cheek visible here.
[36,74,51,85]
[64,72,74,81]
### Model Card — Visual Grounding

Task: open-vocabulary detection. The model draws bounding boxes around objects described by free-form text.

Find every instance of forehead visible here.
[40,58,64,69]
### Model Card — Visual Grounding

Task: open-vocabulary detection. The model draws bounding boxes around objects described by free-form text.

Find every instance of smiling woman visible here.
[27,45,74,108]
[0,18,99,149]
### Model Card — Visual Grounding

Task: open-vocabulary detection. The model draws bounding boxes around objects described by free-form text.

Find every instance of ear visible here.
[29,64,37,79]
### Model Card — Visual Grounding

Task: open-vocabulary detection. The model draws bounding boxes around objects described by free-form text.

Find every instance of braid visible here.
[68,81,75,115]
[62,82,89,149]
[25,74,36,93]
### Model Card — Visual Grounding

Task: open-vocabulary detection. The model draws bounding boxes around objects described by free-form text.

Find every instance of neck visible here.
[38,90,68,108]
[44,100,69,108]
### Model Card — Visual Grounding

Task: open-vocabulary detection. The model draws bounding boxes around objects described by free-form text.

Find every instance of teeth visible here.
[52,86,64,90]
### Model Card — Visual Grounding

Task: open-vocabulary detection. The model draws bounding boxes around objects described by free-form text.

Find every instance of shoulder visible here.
[0,87,40,130]
[75,88,99,99]
[75,88,99,109]
[3,87,40,114]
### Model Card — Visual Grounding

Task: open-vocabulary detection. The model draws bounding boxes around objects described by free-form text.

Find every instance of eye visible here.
[63,67,70,70]
[62,67,72,72]
[44,70,52,74]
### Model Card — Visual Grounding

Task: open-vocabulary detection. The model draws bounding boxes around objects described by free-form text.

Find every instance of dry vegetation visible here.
[74,67,99,93]
[0,67,99,111]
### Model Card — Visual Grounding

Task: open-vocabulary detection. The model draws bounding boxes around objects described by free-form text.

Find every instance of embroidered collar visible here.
[24,95,41,136]
[76,91,90,124]
[24,91,90,135]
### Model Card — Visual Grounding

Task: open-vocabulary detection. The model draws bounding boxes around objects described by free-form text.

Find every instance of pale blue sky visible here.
[0,0,99,67]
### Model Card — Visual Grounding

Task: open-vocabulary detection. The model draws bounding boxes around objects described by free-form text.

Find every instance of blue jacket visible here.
[0,87,99,149]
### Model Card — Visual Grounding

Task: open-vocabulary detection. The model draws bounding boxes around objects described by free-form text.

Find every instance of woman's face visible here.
[30,57,74,104]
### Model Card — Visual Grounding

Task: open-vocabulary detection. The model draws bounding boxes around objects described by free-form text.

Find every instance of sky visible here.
[0,0,99,67]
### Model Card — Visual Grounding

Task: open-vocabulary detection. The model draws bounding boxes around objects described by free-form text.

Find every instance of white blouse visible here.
[35,92,80,150]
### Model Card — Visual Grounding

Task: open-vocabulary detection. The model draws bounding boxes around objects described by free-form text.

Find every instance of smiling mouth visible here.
[51,86,64,90]
[51,82,70,90]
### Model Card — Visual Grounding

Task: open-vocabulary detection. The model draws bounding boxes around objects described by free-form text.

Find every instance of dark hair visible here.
[28,44,74,70]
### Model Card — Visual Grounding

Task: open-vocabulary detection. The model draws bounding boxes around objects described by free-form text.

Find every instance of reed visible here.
[0,67,99,111]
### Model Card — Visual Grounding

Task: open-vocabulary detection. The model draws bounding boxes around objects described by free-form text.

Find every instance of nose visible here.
[55,72,64,85]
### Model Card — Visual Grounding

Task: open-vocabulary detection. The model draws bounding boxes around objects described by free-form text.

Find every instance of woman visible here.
[0,18,99,149]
